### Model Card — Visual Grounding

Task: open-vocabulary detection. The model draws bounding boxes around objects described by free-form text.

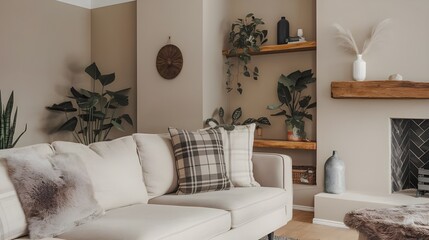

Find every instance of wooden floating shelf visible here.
[253,139,317,150]
[331,81,429,99]
[223,41,317,58]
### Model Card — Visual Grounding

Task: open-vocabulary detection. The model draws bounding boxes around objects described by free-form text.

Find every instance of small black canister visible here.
[277,16,289,45]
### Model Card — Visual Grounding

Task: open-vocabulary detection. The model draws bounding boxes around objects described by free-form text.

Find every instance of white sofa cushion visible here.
[0,144,54,240]
[58,204,231,240]
[52,136,148,211]
[150,187,288,228]
[223,124,260,187]
[133,134,177,198]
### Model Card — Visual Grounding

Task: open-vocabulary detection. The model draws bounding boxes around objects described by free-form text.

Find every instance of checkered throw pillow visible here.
[168,127,231,195]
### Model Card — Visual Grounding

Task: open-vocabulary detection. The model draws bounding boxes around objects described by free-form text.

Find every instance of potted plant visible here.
[0,91,27,149]
[47,63,133,145]
[267,69,316,141]
[226,13,268,94]
[205,107,271,132]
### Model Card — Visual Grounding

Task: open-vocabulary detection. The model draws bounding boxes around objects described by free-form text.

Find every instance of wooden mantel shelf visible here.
[223,41,316,58]
[254,139,317,150]
[331,81,429,99]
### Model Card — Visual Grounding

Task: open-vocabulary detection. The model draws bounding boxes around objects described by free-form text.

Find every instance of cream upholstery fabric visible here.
[0,144,54,240]
[252,153,293,222]
[133,134,177,198]
[150,187,288,228]
[52,137,148,211]
[223,124,260,187]
[58,204,231,240]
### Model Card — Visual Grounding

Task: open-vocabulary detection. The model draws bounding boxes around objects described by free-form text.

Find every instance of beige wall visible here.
[202,0,230,120]
[137,0,204,133]
[91,2,137,138]
[316,0,429,220]
[0,0,91,146]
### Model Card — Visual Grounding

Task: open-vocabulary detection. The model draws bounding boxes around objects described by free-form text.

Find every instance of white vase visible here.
[353,54,366,81]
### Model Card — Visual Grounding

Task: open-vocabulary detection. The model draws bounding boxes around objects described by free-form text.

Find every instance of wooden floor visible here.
[275,210,359,240]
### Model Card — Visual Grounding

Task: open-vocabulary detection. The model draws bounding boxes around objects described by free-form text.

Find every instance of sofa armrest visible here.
[252,152,293,218]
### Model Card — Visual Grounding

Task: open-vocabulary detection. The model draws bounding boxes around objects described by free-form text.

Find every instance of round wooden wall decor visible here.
[156,44,183,80]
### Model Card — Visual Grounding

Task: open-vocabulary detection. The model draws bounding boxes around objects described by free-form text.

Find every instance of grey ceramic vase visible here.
[324,151,345,194]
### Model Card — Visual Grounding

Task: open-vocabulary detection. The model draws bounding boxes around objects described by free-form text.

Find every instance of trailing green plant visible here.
[226,13,268,94]
[0,91,27,149]
[47,63,133,145]
[205,107,271,131]
[267,69,316,139]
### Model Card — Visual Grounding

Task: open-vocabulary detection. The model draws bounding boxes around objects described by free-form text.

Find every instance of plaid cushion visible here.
[168,127,231,195]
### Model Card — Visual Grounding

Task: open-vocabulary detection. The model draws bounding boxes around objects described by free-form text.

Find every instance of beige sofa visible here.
[0,134,293,240]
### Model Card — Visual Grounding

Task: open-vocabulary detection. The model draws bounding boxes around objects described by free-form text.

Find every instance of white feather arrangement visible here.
[333,19,391,56]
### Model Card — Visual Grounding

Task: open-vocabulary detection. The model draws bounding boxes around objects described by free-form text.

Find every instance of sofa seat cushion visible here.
[57,204,231,240]
[149,187,288,228]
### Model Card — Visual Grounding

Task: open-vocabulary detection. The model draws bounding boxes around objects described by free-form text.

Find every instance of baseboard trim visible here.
[312,218,348,229]
[293,205,314,212]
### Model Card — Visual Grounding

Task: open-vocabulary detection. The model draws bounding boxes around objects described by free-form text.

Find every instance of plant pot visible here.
[286,119,306,141]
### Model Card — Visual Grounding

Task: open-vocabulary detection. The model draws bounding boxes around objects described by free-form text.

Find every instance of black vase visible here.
[277,17,289,45]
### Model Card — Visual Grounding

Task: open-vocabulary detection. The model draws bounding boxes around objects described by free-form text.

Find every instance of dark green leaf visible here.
[304,113,313,121]
[77,96,99,109]
[277,83,291,104]
[99,73,115,86]
[47,101,77,112]
[257,117,271,126]
[307,102,317,109]
[58,117,78,132]
[243,71,251,77]
[111,120,125,132]
[278,74,296,89]
[70,87,88,99]
[205,118,219,126]
[271,110,286,116]
[243,118,257,125]
[246,13,254,18]
[287,70,302,82]
[120,114,133,125]
[219,107,224,118]
[85,62,101,80]
[237,88,243,94]
[299,96,311,108]
[232,107,242,121]
[267,103,283,110]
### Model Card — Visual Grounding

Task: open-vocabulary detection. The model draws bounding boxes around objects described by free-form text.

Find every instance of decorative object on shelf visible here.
[156,42,183,80]
[292,166,316,185]
[324,151,345,194]
[353,54,366,81]
[205,107,271,131]
[226,13,268,94]
[267,69,316,141]
[0,91,27,149]
[297,29,305,41]
[333,19,391,81]
[277,17,289,45]
[47,62,133,145]
[388,73,403,81]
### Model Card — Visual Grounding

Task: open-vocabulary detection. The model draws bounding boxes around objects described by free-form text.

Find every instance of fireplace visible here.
[391,119,429,193]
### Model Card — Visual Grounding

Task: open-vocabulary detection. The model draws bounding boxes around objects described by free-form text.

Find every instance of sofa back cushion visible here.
[52,136,148,210]
[0,144,54,240]
[133,134,178,198]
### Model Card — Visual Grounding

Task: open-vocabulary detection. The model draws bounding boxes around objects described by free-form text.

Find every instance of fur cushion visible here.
[344,204,429,240]
[6,153,104,239]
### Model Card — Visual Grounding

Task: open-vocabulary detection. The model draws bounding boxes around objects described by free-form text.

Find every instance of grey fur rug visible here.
[344,204,429,240]
[259,236,296,240]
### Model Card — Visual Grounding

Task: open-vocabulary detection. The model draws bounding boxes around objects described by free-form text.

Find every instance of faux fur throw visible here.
[344,204,429,240]
[6,153,104,239]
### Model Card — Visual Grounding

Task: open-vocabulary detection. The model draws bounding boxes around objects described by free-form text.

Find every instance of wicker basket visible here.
[292,166,316,185]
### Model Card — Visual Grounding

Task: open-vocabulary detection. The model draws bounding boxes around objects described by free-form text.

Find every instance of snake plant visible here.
[0,91,27,149]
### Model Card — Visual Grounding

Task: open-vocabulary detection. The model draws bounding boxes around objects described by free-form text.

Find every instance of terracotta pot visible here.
[286,119,305,141]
